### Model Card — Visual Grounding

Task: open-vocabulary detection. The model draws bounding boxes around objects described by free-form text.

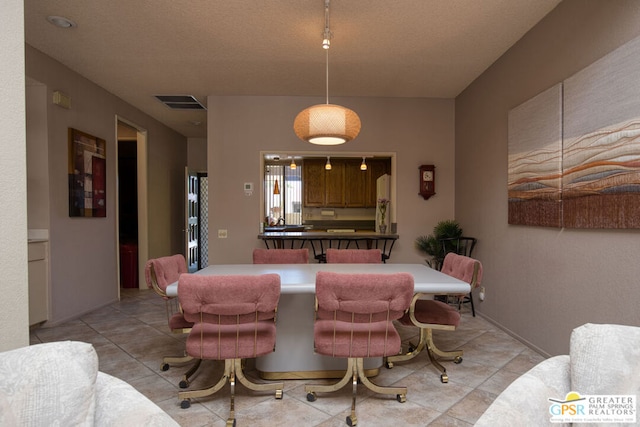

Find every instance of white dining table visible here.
[166,263,469,379]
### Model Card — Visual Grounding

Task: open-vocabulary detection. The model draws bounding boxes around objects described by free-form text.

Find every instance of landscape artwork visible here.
[508,35,640,229]
[508,84,563,227]
[562,35,640,228]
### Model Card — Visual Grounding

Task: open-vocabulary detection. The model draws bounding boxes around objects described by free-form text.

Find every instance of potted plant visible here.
[415,219,462,269]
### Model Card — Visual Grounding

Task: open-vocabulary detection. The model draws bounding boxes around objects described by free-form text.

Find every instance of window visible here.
[264,162,302,225]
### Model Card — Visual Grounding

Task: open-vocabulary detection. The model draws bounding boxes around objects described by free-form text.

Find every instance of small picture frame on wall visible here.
[68,128,106,217]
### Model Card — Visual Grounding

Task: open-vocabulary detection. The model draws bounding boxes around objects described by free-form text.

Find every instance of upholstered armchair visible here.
[252,248,309,264]
[386,252,482,383]
[325,248,382,263]
[0,341,177,426]
[145,254,200,388]
[476,323,640,427]
[177,273,284,426]
[305,271,414,426]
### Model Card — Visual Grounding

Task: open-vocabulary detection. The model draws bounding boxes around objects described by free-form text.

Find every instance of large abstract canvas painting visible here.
[508,35,640,229]
[508,84,563,227]
[562,36,640,228]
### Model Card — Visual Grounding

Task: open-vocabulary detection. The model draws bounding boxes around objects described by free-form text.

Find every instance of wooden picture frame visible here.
[68,128,106,217]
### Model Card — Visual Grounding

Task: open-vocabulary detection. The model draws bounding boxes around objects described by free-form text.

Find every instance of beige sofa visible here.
[475,323,640,427]
[0,341,178,426]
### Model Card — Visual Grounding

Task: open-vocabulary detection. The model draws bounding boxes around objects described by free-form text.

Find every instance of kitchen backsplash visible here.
[303,207,376,221]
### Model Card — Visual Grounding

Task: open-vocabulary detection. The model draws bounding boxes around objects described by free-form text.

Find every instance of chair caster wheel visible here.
[440,374,448,383]
[179,380,189,389]
[385,361,394,369]
[346,415,357,426]
[226,418,236,427]
[306,392,317,402]
[397,393,406,403]
[160,363,170,371]
[275,389,283,399]
[454,356,463,364]
[180,399,191,409]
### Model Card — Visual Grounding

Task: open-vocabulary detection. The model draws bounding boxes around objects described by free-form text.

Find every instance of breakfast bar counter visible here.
[258,231,399,262]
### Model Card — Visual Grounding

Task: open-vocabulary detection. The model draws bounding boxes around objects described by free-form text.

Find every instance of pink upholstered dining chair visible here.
[325,248,382,264]
[305,272,414,427]
[252,248,309,264]
[177,273,283,425]
[145,254,200,388]
[385,252,483,383]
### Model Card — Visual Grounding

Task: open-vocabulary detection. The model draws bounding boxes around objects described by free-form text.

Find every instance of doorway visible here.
[118,137,138,288]
[116,118,148,292]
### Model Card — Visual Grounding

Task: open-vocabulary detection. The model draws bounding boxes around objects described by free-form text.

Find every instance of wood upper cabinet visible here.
[303,158,391,208]
[303,159,326,207]
[325,161,345,206]
[345,159,367,207]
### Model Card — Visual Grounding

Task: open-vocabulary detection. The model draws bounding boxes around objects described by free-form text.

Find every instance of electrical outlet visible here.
[479,287,486,301]
[218,229,228,238]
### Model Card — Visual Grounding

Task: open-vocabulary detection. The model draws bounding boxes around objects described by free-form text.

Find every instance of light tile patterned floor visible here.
[30,289,544,426]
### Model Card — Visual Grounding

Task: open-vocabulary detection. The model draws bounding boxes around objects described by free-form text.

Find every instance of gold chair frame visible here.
[148,263,201,388]
[305,298,407,427]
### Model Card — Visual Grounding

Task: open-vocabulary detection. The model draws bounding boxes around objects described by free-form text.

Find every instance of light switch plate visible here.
[218,229,228,238]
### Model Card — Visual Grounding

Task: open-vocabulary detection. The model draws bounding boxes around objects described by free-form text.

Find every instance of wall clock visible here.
[419,164,435,200]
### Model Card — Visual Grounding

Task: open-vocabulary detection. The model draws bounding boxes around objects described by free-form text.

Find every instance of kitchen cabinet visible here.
[345,159,367,207]
[303,160,326,206]
[325,160,345,206]
[303,158,391,208]
[28,241,49,325]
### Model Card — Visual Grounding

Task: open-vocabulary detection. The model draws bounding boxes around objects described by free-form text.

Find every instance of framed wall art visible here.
[68,128,106,217]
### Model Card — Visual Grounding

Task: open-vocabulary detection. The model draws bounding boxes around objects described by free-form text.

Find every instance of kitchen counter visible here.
[258,231,398,262]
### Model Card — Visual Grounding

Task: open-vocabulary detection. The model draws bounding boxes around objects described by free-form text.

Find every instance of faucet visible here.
[277,217,285,226]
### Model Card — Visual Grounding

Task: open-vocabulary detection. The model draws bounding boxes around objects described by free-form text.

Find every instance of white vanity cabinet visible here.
[28,241,49,325]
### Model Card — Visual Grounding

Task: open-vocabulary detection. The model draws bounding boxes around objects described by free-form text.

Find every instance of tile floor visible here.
[30,288,545,426]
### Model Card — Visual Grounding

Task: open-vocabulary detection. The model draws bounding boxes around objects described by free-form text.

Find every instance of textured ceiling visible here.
[24,0,561,138]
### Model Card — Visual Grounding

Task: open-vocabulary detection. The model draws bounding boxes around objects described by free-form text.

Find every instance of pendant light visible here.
[293,0,361,145]
[360,157,367,171]
[325,156,332,170]
[273,179,280,195]
[290,158,297,169]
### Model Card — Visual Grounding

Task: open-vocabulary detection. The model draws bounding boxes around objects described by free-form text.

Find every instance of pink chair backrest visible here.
[325,249,382,264]
[315,271,413,322]
[178,274,281,324]
[441,253,483,288]
[144,254,188,294]
[253,248,309,264]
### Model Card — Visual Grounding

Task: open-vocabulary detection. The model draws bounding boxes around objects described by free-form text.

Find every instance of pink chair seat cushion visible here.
[314,320,402,358]
[397,299,461,327]
[168,313,193,330]
[186,321,277,359]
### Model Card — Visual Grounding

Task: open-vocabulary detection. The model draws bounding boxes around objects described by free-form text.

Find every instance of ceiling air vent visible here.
[154,95,206,110]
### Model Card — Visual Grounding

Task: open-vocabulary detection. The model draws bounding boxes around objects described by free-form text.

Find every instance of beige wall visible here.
[188,138,207,172]
[207,96,456,264]
[0,0,29,351]
[24,46,187,325]
[456,0,640,355]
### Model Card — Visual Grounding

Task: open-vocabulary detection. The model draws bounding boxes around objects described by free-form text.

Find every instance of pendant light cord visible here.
[324,0,331,105]
[325,48,329,104]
